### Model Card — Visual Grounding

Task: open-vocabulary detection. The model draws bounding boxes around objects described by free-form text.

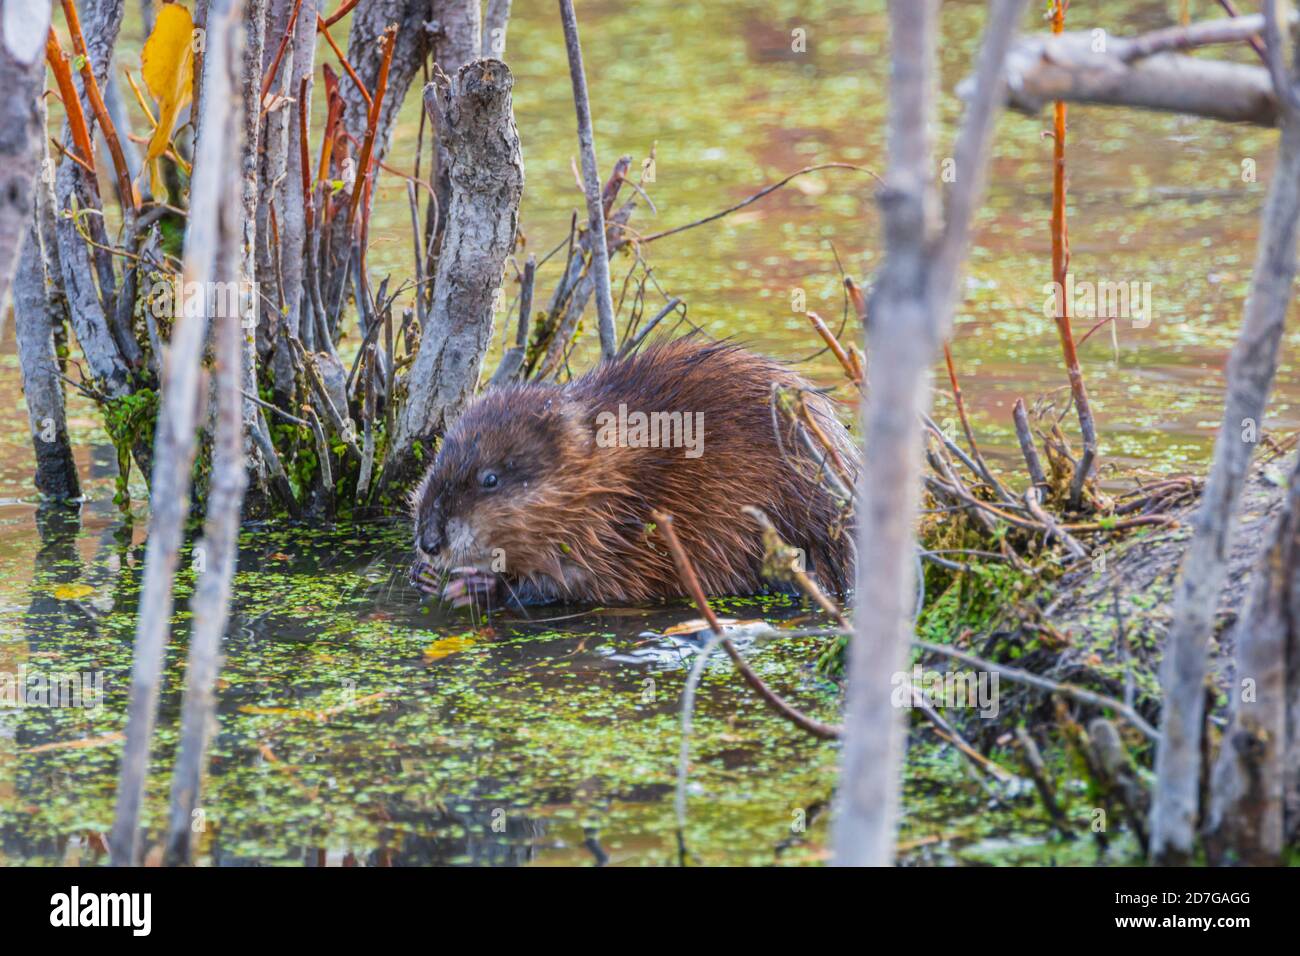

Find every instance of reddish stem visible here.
[45,30,96,173]
[317,15,372,109]
[806,310,861,387]
[1048,0,1097,506]
[299,75,314,233]
[321,0,362,29]
[260,0,308,104]
[345,25,395,238]
[60,0,137,210]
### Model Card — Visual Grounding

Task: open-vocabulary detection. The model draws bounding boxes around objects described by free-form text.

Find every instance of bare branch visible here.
[558,0,617,360]
[111,0,247,866]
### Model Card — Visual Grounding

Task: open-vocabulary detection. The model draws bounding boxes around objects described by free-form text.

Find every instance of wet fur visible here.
[411,339,859,604]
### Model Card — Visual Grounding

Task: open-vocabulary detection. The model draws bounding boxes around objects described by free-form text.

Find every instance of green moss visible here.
[102,387,158,513]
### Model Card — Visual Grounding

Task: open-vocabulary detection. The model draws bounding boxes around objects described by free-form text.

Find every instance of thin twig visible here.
[558,0,618,359]
[61,0,136,211]
[942,340,1016,503]
[914,639,1159,741]
[618,297,682,358]
[641,164,881,244]
[653,511,841,740]
[320,0,362,29]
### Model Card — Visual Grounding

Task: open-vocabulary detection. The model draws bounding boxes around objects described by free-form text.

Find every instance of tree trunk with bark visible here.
[320,0,460,317]
[14,90,80,501]
[1204,452,1300,865]
[258,0,319,404]
[377,58,523,497]
[1151,7,1300,864]
[0,0,49,315]
[238,0,276,512]
[51,0,132,398]
[483,0,511,57]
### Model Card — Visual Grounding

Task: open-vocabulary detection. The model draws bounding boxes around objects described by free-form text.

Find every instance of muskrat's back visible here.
[411,338,858,605]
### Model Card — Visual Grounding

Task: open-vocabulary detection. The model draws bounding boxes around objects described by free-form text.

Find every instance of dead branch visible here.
[1015,726,1073,836]
[559,0,617,359]
[111,0,246,865]
[641,163,880,245]
[982,15,1294,127]
[1152,2,1300,863]
[1012,398,1049,498]
[164,0,249,859]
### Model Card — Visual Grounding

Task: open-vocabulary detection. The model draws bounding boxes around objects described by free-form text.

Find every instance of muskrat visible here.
[409,338,858,606]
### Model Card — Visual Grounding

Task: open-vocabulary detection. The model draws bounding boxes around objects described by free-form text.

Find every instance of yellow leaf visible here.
[661,617,763,636]
[423,635,476,661]
[141,3,195,196]
[238,692,389,721]
[52,583,94,600]
[26,732,124,754]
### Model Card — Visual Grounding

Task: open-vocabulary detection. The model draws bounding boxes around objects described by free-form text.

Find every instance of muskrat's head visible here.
[409,386,590,604]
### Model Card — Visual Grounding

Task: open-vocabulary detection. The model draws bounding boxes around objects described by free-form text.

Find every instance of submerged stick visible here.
[558,0,617,360]
[674,628,724,866]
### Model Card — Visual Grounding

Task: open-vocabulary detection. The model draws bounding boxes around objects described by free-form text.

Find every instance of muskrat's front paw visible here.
[441,567,499,607]
[410,559,442,595]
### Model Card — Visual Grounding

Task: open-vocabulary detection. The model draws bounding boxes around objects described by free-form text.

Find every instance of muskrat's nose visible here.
[419,526,443,556]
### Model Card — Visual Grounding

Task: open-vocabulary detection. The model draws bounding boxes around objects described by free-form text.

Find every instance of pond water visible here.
[0,0,1286,864]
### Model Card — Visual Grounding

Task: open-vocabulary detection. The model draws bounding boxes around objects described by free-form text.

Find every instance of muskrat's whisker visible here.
[497,576,533,622]
[467,586,482,628]
[382,563,404,604]
[521,608,590,624]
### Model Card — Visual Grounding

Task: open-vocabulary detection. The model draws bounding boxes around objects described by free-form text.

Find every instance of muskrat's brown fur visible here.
[410,338,858,605]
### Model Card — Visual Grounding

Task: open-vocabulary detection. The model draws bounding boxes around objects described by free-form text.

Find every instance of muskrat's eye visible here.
[480,471,499,490]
